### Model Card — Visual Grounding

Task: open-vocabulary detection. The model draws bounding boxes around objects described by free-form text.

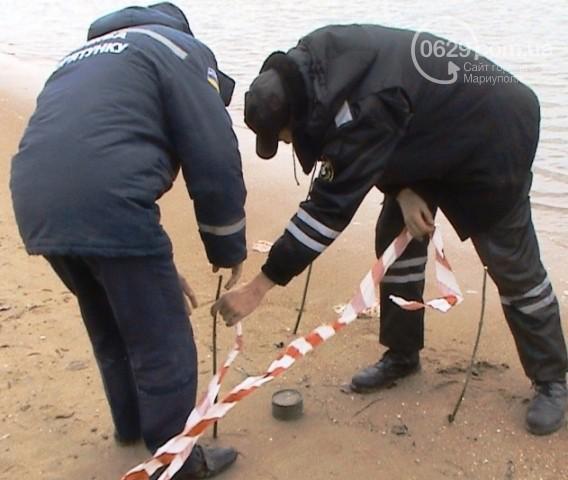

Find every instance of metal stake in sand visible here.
[212,275,223,438]
[293,263,313,335]
[292,164,318,335]
[448,267,488,423]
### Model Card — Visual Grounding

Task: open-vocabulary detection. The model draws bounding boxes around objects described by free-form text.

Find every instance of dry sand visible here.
[1,54,567,480]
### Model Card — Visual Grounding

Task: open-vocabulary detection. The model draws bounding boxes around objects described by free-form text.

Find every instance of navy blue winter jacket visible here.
[10,4,247,267]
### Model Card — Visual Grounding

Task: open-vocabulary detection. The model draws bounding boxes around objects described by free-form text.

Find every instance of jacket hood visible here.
[283,25,378,173]
[288,25,378,136]
[87,2,193,40]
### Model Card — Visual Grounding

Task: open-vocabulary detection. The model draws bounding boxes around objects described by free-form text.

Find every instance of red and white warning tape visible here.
[390,228,463,312]
[122,227,462,480]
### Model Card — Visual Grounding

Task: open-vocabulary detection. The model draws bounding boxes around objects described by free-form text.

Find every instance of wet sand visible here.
[1,54,567,480]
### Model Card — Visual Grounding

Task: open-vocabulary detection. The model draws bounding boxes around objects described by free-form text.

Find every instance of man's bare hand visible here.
[212,263,243,290]
[212,272,275,326]
[396,188,435,239]
[179,274,198,315]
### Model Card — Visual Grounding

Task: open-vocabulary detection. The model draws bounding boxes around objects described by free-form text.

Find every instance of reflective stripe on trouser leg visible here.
[375,196,433,353]
[471,193,568,381]
[379,241,428,352]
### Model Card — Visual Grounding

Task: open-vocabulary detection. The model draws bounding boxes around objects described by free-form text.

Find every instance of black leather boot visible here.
[350,349,420,393]
[526,380,567,435]
[151,444,238,479]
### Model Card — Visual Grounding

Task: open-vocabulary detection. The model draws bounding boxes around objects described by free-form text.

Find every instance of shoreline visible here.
[1,54,567,480]
[0,53,52,101]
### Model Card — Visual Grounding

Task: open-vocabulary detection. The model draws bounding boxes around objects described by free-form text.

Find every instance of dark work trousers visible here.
[45,254,198,452]
[375,192,568,383]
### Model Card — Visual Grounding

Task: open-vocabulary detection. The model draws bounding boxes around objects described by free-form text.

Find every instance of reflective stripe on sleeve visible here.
[296,208,341,240]
[124,28,188,59]
[198,218,246,236]
[286,222,326,253]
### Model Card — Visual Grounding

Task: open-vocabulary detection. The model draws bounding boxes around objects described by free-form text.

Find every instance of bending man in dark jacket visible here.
[11,3,244,478]
[213,24,567,436]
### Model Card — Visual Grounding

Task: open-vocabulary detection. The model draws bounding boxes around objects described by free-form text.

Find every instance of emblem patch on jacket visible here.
[207,67,220,92]
[319,158,335,182]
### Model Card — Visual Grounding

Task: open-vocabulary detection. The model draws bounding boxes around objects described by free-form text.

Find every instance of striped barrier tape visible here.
[390,228,463,312]
[122,227,461,480]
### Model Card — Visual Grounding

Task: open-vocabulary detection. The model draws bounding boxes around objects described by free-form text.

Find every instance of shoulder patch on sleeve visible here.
[319,157,335,182]
[334,101,353,127]
[207,67,220,92]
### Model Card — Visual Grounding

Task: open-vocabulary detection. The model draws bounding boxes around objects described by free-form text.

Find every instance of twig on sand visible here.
[352,396,383,418]
[448,267,488,423]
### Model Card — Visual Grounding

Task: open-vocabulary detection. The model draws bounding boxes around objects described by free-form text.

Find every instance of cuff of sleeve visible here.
[201,231,247,268]
[261,261,294,286]
[261,232,318,286]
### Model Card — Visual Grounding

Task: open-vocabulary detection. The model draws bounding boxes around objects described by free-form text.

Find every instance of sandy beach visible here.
[1,54,567,480]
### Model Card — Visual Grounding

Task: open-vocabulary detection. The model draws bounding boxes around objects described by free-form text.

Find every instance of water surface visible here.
[0,0,565,238]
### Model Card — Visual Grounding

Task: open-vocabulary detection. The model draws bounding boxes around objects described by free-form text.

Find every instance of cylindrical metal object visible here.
[271,389,304,421]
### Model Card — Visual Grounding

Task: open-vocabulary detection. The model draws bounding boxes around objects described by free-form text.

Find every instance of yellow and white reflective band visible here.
[296,207,341,239]
[198,218,245,236]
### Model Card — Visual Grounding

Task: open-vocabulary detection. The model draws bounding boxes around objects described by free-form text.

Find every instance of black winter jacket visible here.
[11,5,246,267]
[262,24,540,285]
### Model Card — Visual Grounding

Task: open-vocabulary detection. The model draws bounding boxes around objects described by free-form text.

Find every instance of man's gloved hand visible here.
[212,262,244,290]
[396,188,435,239]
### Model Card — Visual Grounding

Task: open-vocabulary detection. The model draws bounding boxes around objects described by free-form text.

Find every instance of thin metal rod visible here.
[293,263,313,335]
[212,275,223,438]
[291,165,318,335]
[448,267,488,423]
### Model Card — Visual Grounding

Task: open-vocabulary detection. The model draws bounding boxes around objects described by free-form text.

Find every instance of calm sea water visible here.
[0,0,566,237]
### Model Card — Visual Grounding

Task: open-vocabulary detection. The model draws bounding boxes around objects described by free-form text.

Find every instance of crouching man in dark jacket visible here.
[11,3,245,477]
[213,24,568,435]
